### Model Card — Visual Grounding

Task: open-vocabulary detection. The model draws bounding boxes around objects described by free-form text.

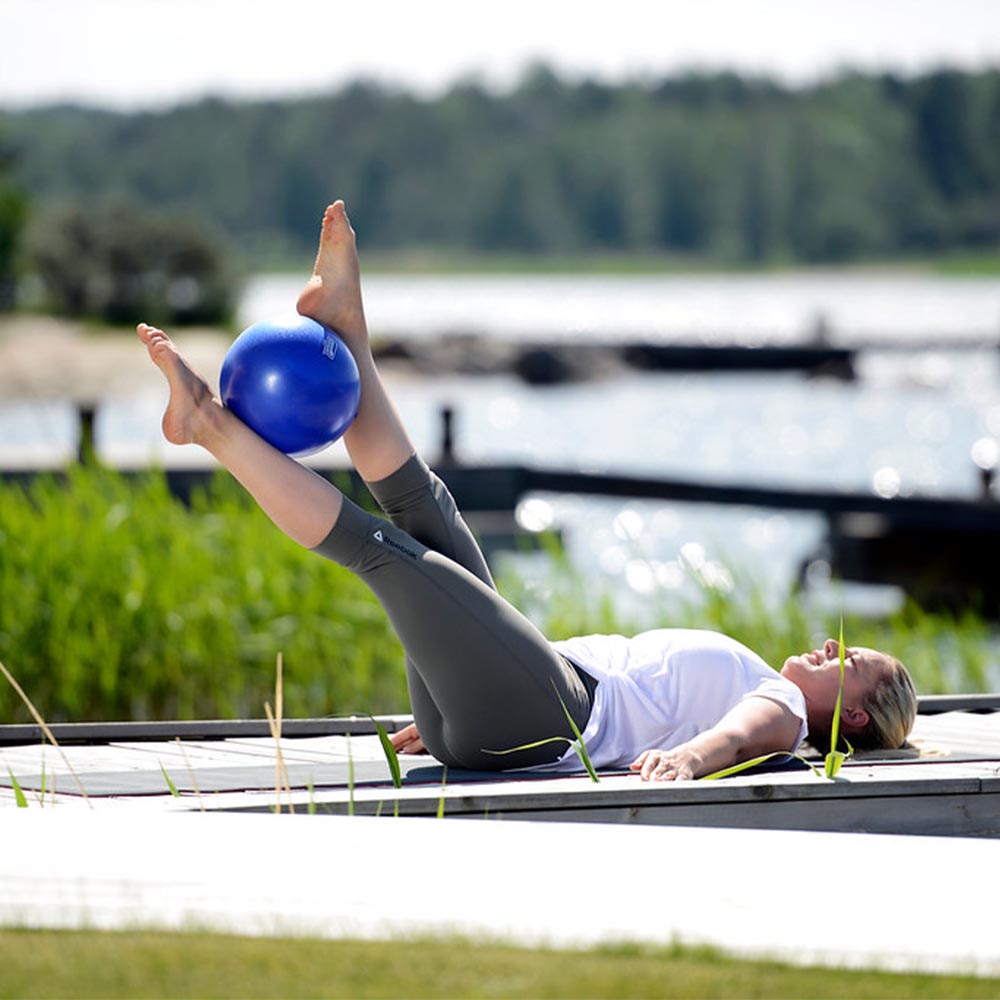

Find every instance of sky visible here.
[4,0,1000,111]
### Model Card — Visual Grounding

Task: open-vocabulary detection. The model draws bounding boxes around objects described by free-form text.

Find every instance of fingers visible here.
[388,723,416,748]
[629,750,693,782]
[389,723,427,755]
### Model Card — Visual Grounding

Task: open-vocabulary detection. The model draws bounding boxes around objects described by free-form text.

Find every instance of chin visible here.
[780,654,806,677]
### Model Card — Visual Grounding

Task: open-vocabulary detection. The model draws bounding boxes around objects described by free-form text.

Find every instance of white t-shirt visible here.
[544,628,809,772]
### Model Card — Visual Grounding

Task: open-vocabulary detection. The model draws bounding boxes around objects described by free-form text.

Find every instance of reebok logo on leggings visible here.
[373,528,418,560]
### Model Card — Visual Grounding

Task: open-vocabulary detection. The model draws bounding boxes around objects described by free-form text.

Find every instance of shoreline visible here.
[0,315,233,402]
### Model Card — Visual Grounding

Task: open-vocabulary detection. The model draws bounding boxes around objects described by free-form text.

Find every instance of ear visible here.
[841,704,870,731]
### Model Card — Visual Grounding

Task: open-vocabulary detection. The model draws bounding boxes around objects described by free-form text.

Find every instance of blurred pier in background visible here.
[371,333,861,384]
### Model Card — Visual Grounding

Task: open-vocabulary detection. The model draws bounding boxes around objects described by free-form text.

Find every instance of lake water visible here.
[5,271,1000,621]
[245,271,1000,346]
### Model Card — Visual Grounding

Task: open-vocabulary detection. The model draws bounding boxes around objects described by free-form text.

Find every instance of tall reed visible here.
[0,467,408,722]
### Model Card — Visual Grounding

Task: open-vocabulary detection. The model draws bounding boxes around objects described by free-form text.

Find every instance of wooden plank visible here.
[917,694,1000,714]
[446,793,1000,838]
[0,715,410,747]
[218,769,1000,838]
[192,755,995,806]
[908,711,1000,757]
[0,759,409,798]
[1,698,993,750]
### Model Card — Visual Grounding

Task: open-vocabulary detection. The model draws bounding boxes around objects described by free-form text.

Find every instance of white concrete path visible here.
[2,810,998,977]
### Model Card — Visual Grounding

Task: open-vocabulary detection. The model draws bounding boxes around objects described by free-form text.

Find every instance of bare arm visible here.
[630,696,802,782]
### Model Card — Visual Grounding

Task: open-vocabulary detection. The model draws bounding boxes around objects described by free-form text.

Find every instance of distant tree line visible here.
[1,66,999,303]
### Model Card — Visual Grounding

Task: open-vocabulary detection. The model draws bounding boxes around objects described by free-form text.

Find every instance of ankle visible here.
[190,395,228,449]
[324,303,369,346]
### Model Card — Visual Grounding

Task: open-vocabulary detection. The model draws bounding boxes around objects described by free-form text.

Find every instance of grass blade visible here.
[483,686,600,783]
[436,766,447,819]
[347,733,355,818]
[265,652,295,815]
[483,736,572,756]
[159,761,180,797]
[174,738,205,811]
[702,752,823,781]
[0,658,90,805]
[275,652,283,736]
[484,732,600,780]
[8,769,28,808]
[825,749,846,778]
[825,617,847,779]
[265,701,294,815]
[370,716,402,788]
[554,686,600,783]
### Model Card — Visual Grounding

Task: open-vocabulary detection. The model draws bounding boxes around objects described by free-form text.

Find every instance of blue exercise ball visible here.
[220,317,361,457]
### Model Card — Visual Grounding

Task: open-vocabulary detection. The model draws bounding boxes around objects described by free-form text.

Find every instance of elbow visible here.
[732,728,793,763]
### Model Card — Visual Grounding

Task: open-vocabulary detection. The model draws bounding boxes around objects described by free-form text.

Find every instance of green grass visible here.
[0,929,997,999]
[0,466,408,722]
[925,248,1000,276]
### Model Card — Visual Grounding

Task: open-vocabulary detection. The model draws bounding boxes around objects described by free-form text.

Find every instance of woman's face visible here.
[781,638,889,723]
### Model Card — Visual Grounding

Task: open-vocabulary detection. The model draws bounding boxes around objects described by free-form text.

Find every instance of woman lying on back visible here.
[136,199,917,780]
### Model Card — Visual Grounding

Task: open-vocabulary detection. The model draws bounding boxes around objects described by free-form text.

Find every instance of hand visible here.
[389,722,427,755]
[630,747,699,782]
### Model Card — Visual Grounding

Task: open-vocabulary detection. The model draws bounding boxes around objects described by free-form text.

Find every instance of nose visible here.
[823,638,840,660]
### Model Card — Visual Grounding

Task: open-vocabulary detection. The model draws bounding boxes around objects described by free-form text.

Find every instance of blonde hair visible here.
[854,655,917,750]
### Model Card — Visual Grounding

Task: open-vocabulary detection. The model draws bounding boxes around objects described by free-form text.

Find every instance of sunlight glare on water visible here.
[243,271,1000,345]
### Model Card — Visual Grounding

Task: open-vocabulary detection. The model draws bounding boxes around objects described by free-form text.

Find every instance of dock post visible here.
[972,437,998,502]
[980,465,996,502]
[77,403,97,465]
[440,405,455,464]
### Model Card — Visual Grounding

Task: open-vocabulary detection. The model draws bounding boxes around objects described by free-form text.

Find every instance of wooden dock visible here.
[2,698,998,839]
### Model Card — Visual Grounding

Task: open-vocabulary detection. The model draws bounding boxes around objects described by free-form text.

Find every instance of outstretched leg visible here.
[136,322,343,549]
[137,319,591,770]
[137,202,593,771]
[296,200,414,485]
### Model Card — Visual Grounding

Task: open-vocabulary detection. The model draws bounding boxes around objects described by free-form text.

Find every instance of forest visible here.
[1,65,999,287]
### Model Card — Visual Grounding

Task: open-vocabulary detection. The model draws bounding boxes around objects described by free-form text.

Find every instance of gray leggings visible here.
[311,454,594,770]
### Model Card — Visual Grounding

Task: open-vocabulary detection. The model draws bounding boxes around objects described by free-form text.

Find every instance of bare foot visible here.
[136,322,222,446]
[296,200,367,345]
